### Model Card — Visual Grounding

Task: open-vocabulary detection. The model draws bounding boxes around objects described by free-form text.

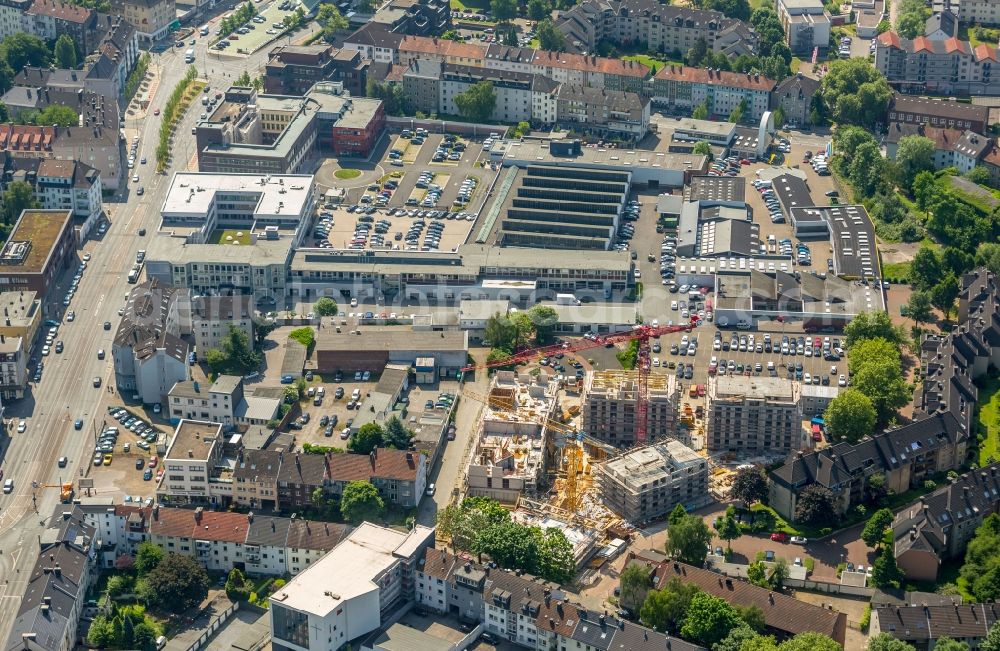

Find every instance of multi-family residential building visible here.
[937,0,1000,25]
[155,420,227,506]
[233,448,283,510]
[269,523,436,650]
[596,441,709,521]
[73,500,151,568]
[582,370,680,447]
[0,0,30,39]
[770,73,821,127]
[414,547,702,651]
[0,334,27,400]
[370,0,449,36]
[438,64,559,125]
[110,0,173,42]
[776,0,832,55]
[0,209,76,298]
[264,44,369,96]
[770,411,970,521]
[28,159,103,221]
[167,375,279,427]
[708,376,803,454]
[556,84,650,141]
[0,290,41,352]
[326,449,427,508]
[25,0,98,57]
[3,508,98,651]
[111,280,190,406]
[871,602,1000,649]
[191,294,254,360]
[893,462,1000,582]
[649,65,775,123]
[886,121,992,174]
[886,93,991,132]
[553,0,756,58]
[875,31,1000,95]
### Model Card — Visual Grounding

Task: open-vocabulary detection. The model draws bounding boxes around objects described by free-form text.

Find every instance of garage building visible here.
[315,327,468,377]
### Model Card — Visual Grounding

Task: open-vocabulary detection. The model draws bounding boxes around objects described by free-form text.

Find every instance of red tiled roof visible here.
[913,36,934,53]
[943,37,968,54]
[654,64,774,92]
[0,125,55,152]
[878,31,902,48]
[420,547,459,580]
[148,506,196,538]
[193,511,249,543]
[983,144,1000,166]
[533,50,650,77]
[327,453,376,482]
[27,0,91,23]
[374,448,420,481]
[399,35,486,60]
[974,43,998,62]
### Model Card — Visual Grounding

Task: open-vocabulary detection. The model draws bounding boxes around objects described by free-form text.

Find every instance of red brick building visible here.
[327,97,385,157]
[0,209,75,297]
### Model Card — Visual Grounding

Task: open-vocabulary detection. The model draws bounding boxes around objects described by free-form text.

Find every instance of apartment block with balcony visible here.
[707,375,803,454]
[0,335,28,400]
[191,294,253,360]
[582,370,680,447]
[649,65,775,122]
[555,84,650,142]
[167,375,244,426]
[875,31,1000,95]
[154,420,225,506]
[776,0,832,55]
[110,0,174,42]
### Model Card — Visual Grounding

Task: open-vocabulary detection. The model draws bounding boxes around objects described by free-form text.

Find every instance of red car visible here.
[770,532,788,542]
[153,108,160,115]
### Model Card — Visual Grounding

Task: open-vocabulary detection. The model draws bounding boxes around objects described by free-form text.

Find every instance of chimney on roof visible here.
[248,511,254,523]
[557,602,564,617]
[195,506,203,522]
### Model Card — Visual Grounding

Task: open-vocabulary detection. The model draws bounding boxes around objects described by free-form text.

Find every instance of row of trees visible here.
[823,312,910,445]
[483,305,559,367]
[316,3,349,42]
[156,66,199,171]
[217,1,257,39]
[960,513,1000,602]
[348,415,415,454]
[436,497,576,583]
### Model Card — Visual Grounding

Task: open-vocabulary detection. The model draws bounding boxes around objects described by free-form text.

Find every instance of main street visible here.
[0,16,296,638]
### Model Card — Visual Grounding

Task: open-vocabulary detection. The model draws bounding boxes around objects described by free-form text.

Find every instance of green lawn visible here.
[334,168,361,180]
[977,377,1000,465]
[449,0,490,11]
[210,229,252,246]
[622,54,683,70]
[881,261,911,283]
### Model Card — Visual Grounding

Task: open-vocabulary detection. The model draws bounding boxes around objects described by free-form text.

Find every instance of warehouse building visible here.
[582,370,682,447]
[596,440,709,522]
[493,164,630,250]
[315,327,468,378]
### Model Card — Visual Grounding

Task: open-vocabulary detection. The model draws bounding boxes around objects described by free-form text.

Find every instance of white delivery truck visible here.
[184,48,195,63]
[556,293,581,306]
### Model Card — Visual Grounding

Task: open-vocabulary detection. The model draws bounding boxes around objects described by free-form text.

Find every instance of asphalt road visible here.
[0,15,289,638]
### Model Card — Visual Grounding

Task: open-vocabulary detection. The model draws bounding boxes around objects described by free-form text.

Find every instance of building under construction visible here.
[595,441,709,522]
[466,371,559,504]
[581,370,683,447]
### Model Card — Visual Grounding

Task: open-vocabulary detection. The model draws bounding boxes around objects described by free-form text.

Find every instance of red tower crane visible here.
[462,318,697,444]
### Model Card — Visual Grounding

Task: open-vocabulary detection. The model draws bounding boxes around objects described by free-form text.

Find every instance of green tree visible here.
[639,577,700,634]
[537,18,566,51]
[778,632,844,651]
[894,135,936,189]
[728,98,748,123]
[844,310,905,348]
[133,621,157,651]
[851,361,911,425]
[693,140,714,161]
[823,389,876,444]
[794,484,838,526]
[619,562,652,611]
[714,625,765,651]
[473,519,539,570]
[491,0,517,22]
[730,466,768,512]
[225,567,252,601]
[527,304,559,344]
[0,34,51,73]
[106,574,132,598]
[976,242,1000,275]
[2,180,39,224]
[54,34,76,69]
[692,99,710,120]
[536,527,575,583]
[907,244,942,289]
[134,541,164,574]
[680,592,746,648]
[87,615,117,647]
[316,3,348,41]
[848,141,888,198]
[905,290,933,324]
[667,512,713,565]
[687,37,709,67]
[454,81,496,122]
[966,166,991,186]
[982,621,1000,651]
[747,560,769,587]
[383,415,414,449]
[771,556,790,588]
[314,296,338,316]
[485,312,518,351]
[340,480,385,523]
[871,550,902,588]
[348,422,385,454]
[868,632,916,651]
[862,508,894,549]
[33,104,78,127]
[819,58,892,129]
[738,604,766,632]
[527,0,551,19]
[668,503,688,525]
[715,514,742,551]
[895,0,929,37]
[143,553,210,612]
[931,274,960,319]
[932,637,970,651]
[0,102,8,123]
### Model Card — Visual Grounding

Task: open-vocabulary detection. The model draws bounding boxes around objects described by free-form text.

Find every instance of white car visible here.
[652,357,660,367]
[132,174,139,182]
[790,536,808,544]
[670,301,678,311]
[16,420,26,433]
[838,374,847,387]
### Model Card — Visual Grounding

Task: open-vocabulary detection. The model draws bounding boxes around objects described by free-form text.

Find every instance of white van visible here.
[3,479,12,493]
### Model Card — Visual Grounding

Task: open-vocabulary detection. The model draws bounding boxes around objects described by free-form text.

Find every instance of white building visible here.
[776,0,832,55]
[155,420,225,506]
[269,523,436,651]
[0,334,28,400]
[191,294,254,360]
[0,0,29,39]
[167,375,244,426]
[35,159,102,221]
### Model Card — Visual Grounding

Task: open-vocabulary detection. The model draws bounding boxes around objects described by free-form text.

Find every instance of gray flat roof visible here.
[771,173,815,215]
[690,176,746,203]
[317,327,468,353]
[500,139,706,172]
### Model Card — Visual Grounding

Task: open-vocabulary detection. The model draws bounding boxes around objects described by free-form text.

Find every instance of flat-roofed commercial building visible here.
[0,209,75,297]
[494,165,630,250]
[155,420,225,506]
[707,375,803,454]
[582,370,681,447]
[0,290,41,352]
[315,326,468,377]
[596,441,709,521]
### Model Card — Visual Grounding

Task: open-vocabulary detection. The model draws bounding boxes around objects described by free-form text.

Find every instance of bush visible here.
[860,604,872,632]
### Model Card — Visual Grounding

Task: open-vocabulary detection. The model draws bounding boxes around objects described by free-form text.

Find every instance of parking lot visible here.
[85,405,167,500]
[209,0,299,55]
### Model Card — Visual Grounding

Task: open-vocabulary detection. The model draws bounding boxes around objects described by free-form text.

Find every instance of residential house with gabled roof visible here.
[875,30,1000,95]
[885,121,992,175]
[870,602,1000,649]
[650,65,775,123]
[234,448,283,510]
